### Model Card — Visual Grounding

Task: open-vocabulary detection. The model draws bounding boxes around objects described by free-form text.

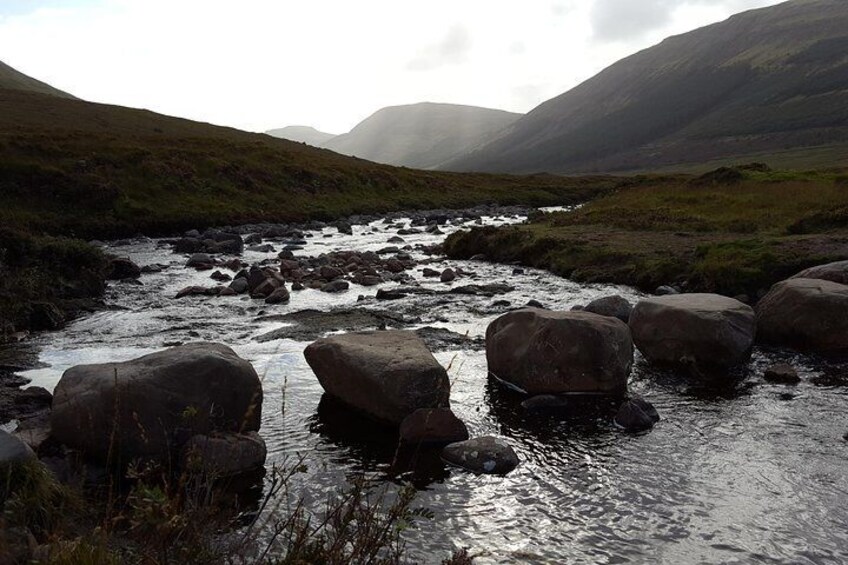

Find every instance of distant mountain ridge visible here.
[0,60,75,99]
[441,0,848,173]
[321,102,521,169]
[266,125,336,146]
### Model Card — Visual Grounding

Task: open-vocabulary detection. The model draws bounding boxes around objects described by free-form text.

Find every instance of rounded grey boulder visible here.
[442,436,519,475]
[486,308,633,395]
[583,295,633,323]
[51,343,263,464]
[629,294,755,371]
[304,331,450,425]
[756,278,848,354]
[0,429,35,469]
[790,261,848,285]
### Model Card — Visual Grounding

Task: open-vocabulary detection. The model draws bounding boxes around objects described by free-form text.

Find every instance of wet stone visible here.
[442,436,519,475]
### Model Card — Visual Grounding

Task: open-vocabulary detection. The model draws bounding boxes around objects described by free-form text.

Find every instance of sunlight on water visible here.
[14,211,848,564]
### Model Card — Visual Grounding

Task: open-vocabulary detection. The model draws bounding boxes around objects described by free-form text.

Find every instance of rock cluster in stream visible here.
[7,209,848,491]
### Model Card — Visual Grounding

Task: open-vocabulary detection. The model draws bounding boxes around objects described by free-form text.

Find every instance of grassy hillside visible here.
[323,103,521,170]
[443,0,848,174]
[0,89,613,240]
[0,60,75,99]
[0,87,615,339]
[445,167,848,297]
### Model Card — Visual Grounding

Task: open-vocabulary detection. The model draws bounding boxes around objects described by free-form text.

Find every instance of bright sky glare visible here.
[0,0,784,134]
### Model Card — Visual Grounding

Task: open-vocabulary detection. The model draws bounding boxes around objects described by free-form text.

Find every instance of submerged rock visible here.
[629,294,755,371]
[486,309,632,395]
[614,398,660,432]
[51,343,263,463]
[441,436,519,475]
[304,331,450,425]
[756,278,848,355]
[764,363,800,384]
[399,408,469,446]
[520,395,569,413]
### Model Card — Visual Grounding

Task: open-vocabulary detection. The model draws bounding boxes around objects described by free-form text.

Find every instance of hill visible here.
[266,125,336,146]
[442,0,848,174]
[0,85,614,339]
[322,103,521,169]
[0,89,611,239]
[0,60,75,99]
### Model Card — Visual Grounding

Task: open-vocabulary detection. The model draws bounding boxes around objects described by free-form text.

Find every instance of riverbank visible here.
[444,167,848,297]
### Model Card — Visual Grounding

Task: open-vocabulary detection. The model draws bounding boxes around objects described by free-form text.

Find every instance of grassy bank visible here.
[0,229,107,340]
[444,168,848,297]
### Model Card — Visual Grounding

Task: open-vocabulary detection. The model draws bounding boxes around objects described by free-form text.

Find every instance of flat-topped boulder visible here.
[629,294,755,371]
[756,278,848,354]
[790,260,848,285]
[304,331,450,425]
[51,343,263,464]
[485,308,632,395]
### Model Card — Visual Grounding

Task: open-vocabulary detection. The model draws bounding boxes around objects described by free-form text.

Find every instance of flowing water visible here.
[11,211,848,564]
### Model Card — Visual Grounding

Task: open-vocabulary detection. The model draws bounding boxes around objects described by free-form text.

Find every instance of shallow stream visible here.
[11,211,848,564]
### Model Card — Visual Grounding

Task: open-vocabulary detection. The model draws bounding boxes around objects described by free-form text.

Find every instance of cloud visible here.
[590,0,677,42]
[406,24,472,72]
[590,0,782,43]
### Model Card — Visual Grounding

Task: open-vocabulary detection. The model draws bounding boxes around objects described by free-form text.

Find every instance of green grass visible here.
[445,168,848,296]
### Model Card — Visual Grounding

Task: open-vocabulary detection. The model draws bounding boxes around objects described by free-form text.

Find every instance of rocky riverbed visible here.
[3,206,848,564]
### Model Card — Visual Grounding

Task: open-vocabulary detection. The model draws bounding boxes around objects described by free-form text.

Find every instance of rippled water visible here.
[13,211,848,564]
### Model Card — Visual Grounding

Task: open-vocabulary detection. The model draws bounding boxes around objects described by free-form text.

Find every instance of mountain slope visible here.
[442,0,848,174]
[266,125,336,146]
[322,103,521,169]
[0,60,75,99]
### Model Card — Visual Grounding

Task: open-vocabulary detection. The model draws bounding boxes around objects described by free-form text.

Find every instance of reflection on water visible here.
[13,213,848,564]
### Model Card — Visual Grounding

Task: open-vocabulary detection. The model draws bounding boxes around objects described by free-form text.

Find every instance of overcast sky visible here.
[0,0,784,134]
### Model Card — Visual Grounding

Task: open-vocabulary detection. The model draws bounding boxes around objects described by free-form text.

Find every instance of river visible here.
[9,209,848,564]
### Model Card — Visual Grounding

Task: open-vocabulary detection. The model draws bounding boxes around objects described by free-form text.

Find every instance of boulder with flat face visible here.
[756,278,848,354]
[629,294,755,371]
[485,308,633,395]
[304,331,450,425]
[51,343,262,464]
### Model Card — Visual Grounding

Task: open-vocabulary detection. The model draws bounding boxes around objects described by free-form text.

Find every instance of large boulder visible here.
[756,278,848,354]
[485,309,632,395]
[790,261,848,285]
[51,343,262,464]
[629,294,755,370]
[304,331,450,425]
